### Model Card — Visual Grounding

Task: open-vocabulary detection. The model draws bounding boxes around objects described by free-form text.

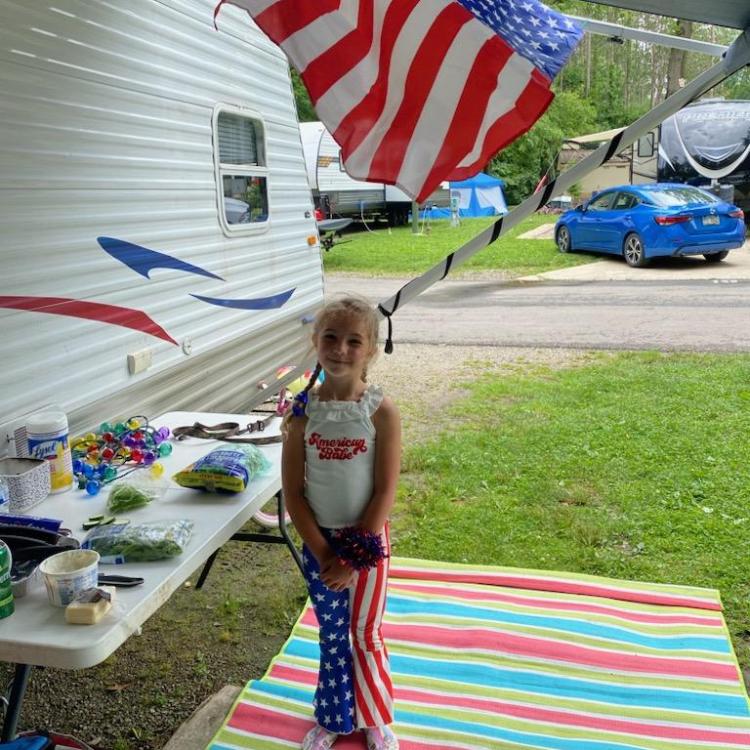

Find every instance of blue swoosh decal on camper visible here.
[97,237,224,281]
[189,289,296,310]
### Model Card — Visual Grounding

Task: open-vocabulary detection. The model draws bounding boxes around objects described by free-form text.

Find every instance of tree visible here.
[666,20,693,97]
[290,68,316,122]
[488,92,596,204]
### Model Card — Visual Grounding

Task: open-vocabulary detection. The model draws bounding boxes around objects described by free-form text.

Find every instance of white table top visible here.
[0,411,283,669]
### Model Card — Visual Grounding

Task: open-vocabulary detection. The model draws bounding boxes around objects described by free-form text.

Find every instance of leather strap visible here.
[172,416,282,445]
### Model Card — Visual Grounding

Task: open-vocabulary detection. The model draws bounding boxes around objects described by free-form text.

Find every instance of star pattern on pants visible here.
[303,550,356,733]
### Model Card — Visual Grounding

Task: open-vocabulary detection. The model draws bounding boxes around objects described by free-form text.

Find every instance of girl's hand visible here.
[320,558,356,592]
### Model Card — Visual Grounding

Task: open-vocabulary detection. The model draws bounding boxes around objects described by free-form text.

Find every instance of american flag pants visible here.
[302,525,393,733]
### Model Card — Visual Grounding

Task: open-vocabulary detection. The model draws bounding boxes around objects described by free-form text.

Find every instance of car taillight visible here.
[729,209,744,220]
[654,214,691,225]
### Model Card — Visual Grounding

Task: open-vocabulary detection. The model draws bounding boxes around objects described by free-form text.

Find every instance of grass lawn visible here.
[322,214,593,277]
[393,351,750,670]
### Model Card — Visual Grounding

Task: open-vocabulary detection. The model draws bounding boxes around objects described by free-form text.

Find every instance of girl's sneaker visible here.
[364,726,399,750]
[301,725,338,750]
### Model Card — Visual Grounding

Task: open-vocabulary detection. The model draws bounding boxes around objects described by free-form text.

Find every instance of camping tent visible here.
[424,172,507,219]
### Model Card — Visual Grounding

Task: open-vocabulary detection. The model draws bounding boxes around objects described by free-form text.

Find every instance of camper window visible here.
[214,109,269,232]
[637,132,655,159]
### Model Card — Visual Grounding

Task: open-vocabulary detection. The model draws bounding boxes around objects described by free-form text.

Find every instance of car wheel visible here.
[623,233,649,268]
[556,226,572,254]
[704,251,729,262]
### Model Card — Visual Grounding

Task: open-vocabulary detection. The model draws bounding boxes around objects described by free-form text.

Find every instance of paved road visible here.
[326,245,750,352]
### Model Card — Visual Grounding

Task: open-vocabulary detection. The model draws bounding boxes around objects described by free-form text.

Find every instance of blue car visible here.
[554,184,746,268]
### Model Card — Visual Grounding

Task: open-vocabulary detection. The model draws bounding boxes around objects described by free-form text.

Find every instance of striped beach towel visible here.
[208,557,750,749]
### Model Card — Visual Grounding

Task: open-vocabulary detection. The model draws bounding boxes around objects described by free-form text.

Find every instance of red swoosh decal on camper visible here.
[0,296,177,345]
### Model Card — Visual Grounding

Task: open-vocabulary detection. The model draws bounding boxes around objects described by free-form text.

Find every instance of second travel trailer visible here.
[557,100,750,222]
[300,121,449,225]
[652,99,750,218]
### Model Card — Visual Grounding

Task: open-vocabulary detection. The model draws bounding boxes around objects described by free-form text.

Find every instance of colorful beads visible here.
[71,416,172,492]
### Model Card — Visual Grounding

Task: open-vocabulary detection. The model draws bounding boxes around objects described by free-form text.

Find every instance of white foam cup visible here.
[39,549,99,607]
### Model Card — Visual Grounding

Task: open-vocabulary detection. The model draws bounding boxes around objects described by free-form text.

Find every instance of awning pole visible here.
[376,28,750,345]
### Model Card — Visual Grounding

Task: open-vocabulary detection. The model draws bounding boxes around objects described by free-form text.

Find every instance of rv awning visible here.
[565,128,625,145]
[584,1,750,30]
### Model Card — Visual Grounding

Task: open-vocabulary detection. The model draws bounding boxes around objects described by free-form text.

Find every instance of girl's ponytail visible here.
[280,362,322,439]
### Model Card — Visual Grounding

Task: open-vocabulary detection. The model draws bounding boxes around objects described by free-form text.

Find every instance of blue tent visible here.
[424,172,508,219]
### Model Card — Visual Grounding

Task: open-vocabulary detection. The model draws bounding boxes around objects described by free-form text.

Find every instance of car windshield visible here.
[645,187,718,207]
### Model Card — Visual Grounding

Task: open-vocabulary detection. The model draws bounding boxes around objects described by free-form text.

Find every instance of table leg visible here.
[195,550,219,590]
[276,491,304,576]
[2,663,32,742]
[194,491,303,589]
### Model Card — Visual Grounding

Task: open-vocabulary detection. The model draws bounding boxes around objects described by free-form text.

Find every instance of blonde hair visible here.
[281,296,380,438]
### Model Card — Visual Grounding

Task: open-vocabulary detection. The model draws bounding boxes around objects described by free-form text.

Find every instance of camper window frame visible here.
[213,105,270,236]
[637,132,655,159]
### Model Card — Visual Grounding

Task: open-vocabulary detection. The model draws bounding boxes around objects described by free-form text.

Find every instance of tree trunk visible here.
[666,20,693,97]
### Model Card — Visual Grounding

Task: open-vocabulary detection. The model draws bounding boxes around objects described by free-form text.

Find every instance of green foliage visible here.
[395,352,750,668]
[726,68,750,100]
[322,215,590,276]
[290,67,316,122]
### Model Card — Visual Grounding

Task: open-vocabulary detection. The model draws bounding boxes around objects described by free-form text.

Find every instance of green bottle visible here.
[0,537,15,619]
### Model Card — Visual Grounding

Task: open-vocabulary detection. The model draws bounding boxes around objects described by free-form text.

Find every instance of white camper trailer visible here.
[300,121,449,225]
[0,0,324,444]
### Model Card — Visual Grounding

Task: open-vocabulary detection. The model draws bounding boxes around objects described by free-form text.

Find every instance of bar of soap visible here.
[65,586,116,625]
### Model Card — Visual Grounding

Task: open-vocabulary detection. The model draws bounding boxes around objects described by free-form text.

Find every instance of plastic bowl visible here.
[39,549,99,607]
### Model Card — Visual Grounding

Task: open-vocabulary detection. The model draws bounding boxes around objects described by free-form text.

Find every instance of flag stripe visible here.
[298,0,372,105]
[456,54,543,169]
[280,0,362,74]
[451,66,553,180]
[400,32,518,197]
[254,0,339,44]
[311,0,403,136]
[331,0,428,164]
[366,3,473,181]
[352,570,382,725]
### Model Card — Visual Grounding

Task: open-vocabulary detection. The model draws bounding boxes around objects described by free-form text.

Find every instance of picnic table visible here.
[0,410,295,740]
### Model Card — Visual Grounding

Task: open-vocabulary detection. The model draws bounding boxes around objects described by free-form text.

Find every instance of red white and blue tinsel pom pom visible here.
[331,526,387,570]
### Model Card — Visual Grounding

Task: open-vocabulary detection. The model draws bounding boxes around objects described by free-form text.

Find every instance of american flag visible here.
[218,0,582,202]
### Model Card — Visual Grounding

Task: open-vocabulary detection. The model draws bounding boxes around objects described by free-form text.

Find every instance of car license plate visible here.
[702,215,720,226]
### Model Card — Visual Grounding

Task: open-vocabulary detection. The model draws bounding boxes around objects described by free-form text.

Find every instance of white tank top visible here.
[304,384,383,529]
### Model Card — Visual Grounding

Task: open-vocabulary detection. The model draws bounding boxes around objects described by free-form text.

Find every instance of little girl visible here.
[282,296,401,750]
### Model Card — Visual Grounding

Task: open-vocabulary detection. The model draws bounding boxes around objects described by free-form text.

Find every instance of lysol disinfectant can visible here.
[0,540,14,619]
[27,411,74,493]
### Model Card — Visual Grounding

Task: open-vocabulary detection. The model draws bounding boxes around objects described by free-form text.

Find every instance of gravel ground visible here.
[1,343,590,750]
[367,343,590,443]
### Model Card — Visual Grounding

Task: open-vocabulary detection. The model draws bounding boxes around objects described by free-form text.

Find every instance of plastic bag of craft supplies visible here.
[82,519,194,564]
[173,444,270,493]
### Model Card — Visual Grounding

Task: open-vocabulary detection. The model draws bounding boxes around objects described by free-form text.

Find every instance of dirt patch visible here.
[368,343,592,443]
[517,223,556,240]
